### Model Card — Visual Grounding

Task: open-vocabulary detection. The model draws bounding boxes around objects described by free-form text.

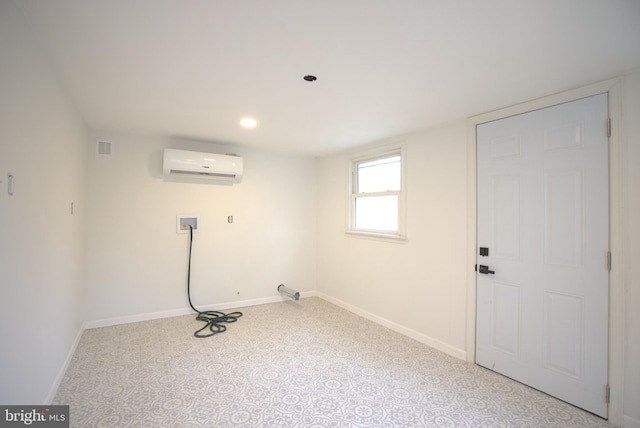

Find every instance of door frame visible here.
[465,78,624,425]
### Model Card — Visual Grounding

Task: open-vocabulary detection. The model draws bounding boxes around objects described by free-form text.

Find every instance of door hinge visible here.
[607,118,611,138]
[606,251,612,272]
[605,384,610,404]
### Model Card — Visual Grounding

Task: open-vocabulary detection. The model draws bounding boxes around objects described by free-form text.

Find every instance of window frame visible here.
[347,143,407,241]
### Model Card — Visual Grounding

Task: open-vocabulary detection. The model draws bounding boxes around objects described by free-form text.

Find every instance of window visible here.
[348,145,406,240]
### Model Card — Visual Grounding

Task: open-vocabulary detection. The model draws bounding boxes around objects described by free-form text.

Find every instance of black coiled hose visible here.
[187,225,242,338]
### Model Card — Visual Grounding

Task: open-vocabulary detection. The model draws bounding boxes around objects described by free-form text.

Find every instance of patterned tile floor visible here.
[54,298,611,427]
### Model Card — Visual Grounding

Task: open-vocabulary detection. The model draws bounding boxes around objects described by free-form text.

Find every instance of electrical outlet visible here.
[177,215,198,234]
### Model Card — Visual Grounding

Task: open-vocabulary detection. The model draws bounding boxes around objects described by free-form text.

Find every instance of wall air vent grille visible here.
[97,140,113,157]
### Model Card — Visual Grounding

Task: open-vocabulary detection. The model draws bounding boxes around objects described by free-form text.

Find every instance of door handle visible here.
[478,265,495,275]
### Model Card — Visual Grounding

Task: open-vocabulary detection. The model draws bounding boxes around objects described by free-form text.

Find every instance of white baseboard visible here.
[45,323,84,404]
[316,292,467,361]
[84,291,318,330]
[85,307,192,329]
[625,415,640,428]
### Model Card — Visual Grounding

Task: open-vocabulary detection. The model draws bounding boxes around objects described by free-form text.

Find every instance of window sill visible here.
[345,230,407,243]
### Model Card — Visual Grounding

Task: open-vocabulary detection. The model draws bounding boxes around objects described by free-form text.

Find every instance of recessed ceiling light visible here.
[303,75,317,82]
[239,118,257,128]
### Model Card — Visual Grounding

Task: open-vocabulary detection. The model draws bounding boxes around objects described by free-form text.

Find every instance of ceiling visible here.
[18,0,640,156]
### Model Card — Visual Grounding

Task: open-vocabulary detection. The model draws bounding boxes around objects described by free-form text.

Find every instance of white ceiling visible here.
[19,0,640,156]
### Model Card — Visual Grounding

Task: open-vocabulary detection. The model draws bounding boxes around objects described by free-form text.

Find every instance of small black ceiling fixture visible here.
[303,75,317,82]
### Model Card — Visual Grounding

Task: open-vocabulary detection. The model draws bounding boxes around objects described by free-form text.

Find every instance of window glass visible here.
[354,195,398,231]
[357,156,401,193]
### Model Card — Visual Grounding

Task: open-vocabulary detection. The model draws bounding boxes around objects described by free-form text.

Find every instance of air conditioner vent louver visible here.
[169,170,236,180]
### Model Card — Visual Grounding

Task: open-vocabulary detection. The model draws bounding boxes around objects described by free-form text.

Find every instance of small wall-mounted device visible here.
[177,215,199,234]
[7,173,14,196]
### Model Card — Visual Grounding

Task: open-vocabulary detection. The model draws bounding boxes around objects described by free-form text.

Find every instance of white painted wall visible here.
[316,124,468,357]
[83,133,317,322]
[623,70,640,428]
[0,3,87,404]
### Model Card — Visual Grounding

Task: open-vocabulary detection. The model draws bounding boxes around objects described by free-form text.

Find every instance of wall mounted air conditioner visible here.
[163,149,243,183]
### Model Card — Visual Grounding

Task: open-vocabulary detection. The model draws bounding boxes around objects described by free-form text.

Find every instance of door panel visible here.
[543,291,584,378]
[476,94,609,418]
[544,170,583,266]
[492,175,521,260]
[492,281,520,355]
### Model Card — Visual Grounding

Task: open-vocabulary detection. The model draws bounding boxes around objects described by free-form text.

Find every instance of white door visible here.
[475,94,609,417]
